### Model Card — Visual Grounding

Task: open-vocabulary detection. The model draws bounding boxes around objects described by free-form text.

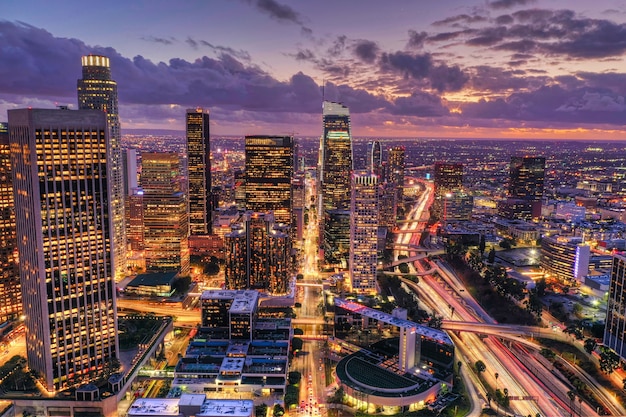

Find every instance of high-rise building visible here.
[142,153,190,275]
[8,108,118,392]
[224,212,290,295]
[77,55,126,280]
[367,141,382,176]
[124,148,139,196]
[127,189,144,251]
[323,209,351,268]
[433,163,467,221]
[604,255,626,360]
[318,101,352,266]
[0,123,20,324]
[186,108,212,235]
[349,171,379,294]
[244,135,293,226]
[501,156,546,220]
[387,146,405,201]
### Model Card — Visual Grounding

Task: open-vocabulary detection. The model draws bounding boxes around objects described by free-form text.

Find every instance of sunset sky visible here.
[3,0,626,139]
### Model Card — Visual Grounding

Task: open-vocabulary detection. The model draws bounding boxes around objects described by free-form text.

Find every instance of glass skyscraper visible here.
[319,101,353,267]
[8,108,119,392]
[77,55,126,280]
[186,108,212,235]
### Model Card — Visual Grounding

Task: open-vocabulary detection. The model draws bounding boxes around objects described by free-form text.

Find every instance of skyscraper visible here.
[387,146,405,201]
[319,101,352,267]
[500,156,546,220]
[367,141,382,176]
[604,255,626,360]
[244,135,294,226]
[349,171,379,294]
[77,55,126,280]
[434,163,463,196]
[0,123,20,324]
[224,212,290,294]
[8,108,118,392]
[433,163,470,222]
[142,153,190,275]
[186,108,212,235]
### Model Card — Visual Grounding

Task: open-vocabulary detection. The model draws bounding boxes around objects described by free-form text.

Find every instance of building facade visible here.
[349,171,379,294]
[540,236,590,283]
[501,156,546,220]
[433,163,467,221]
[8,108,119,392]
[142,153,190,275]
[187,108,212,235]
[0,123,20,325]
[77,54,126,280]
[604,255,626,361]
[244,135,294,227]
[386,146,405,202]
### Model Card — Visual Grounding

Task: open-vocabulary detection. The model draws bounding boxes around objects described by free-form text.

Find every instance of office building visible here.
[433,163,468,222]
[349,171,379,294]
[318,102,352,266]
[323,209,351,268]
[367,141,382,176]
[77,54,126,280]
[244,135,293,226]
[0,123,20,325]
[187,108,212,235]
[142,153,190,275]
[386,146,405,201]
[540,236,590,283]
[224,212,291,295]
[434,163,463,196]
[124,148,139,196]
[604,255,626,361]
[501,156,545,220]
[8,108,118,392]
[127,188,145,251]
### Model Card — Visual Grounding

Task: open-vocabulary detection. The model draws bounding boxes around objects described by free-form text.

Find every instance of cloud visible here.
[353,40,379,63]
[388,92,449,117]
[141,36,176,45]
[432,14,487,27]
[407,30,428,49]
[488,0,536,10]
[183,37,251,61]
[379,51,468,92]
[243,0,312,34]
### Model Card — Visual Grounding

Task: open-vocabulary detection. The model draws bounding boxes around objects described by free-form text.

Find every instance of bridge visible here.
[441,321,572,343]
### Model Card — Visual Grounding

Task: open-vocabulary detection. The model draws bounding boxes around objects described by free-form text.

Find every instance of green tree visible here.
[584,338,597,354]
[479,235,486,255]
[291,337,303,352]
[288,371,301,385]
[273,404,284,417]
[599,346,620,374]
[475,360,486,374]
[256,405,268,417]
[488,247,496,264]
[499,239,511,250]
[535,278,547,297]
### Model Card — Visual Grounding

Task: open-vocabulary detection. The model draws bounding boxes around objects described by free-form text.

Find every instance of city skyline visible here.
[3,1,626,139]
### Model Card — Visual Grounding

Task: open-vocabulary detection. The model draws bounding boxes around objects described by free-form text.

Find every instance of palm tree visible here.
[567,390,576,417]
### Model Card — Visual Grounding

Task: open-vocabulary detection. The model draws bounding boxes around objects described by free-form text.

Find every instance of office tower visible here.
[387,146,405,201]
[378,182,397,230]
[127,189,144,251]
[318,101,352,266]
[234,170,246,208]
[224,212,290,295]
[124,148,139,195]
[244,135,294,226]
[433,163,466,221]
[292,173,306,242]
[187,108,212,235]
[323,209,351,268]
[0,123,20,324]
[142,153,190,275]
[349,171,379,294]
[501,156,546,220]
[604,255,626,360]
[8,108,118,392]
[540,236,590,283]
[77,55,126,280]
[367,141,382,176]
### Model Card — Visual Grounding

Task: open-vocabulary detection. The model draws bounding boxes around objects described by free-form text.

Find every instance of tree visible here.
[525,289,543,318]
[499,239,511,250]
[535,278,547,297]
[572,303,583,317]
[291,337,303,352]
[599,346,620,374]
[256,405,268,417]
[273,404,284,417]
[479,235,486,255]
[288,371,301,385]
[584,338,597,354]
[475,360,486,374]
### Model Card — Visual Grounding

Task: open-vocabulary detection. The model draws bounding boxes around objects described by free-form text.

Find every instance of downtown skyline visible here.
[3,0,626,139]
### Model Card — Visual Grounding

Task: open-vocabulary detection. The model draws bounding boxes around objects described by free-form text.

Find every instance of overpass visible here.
[441,320,572,343]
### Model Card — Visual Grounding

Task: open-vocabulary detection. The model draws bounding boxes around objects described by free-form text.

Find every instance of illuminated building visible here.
[333,298,454,412]
[367,141,381,176]
[433,163,468,221]
[540,236,590,283]
[292,173,305,241]
[604,255,626,361]
[0,123,20,325]
[323,209,351,268]
[77,54,126,280]
[500,156,545,220]
[8,108,118,392]
[224,212,291,295]
[378,182,397,229]
[123,148,138,196]
[386,146,405,201]
[142,153,190,275]
[187,108,212,235]
[244,135,293,226]
[349,171,379,294]
[127,188,144,251]
[318,102,352,265]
